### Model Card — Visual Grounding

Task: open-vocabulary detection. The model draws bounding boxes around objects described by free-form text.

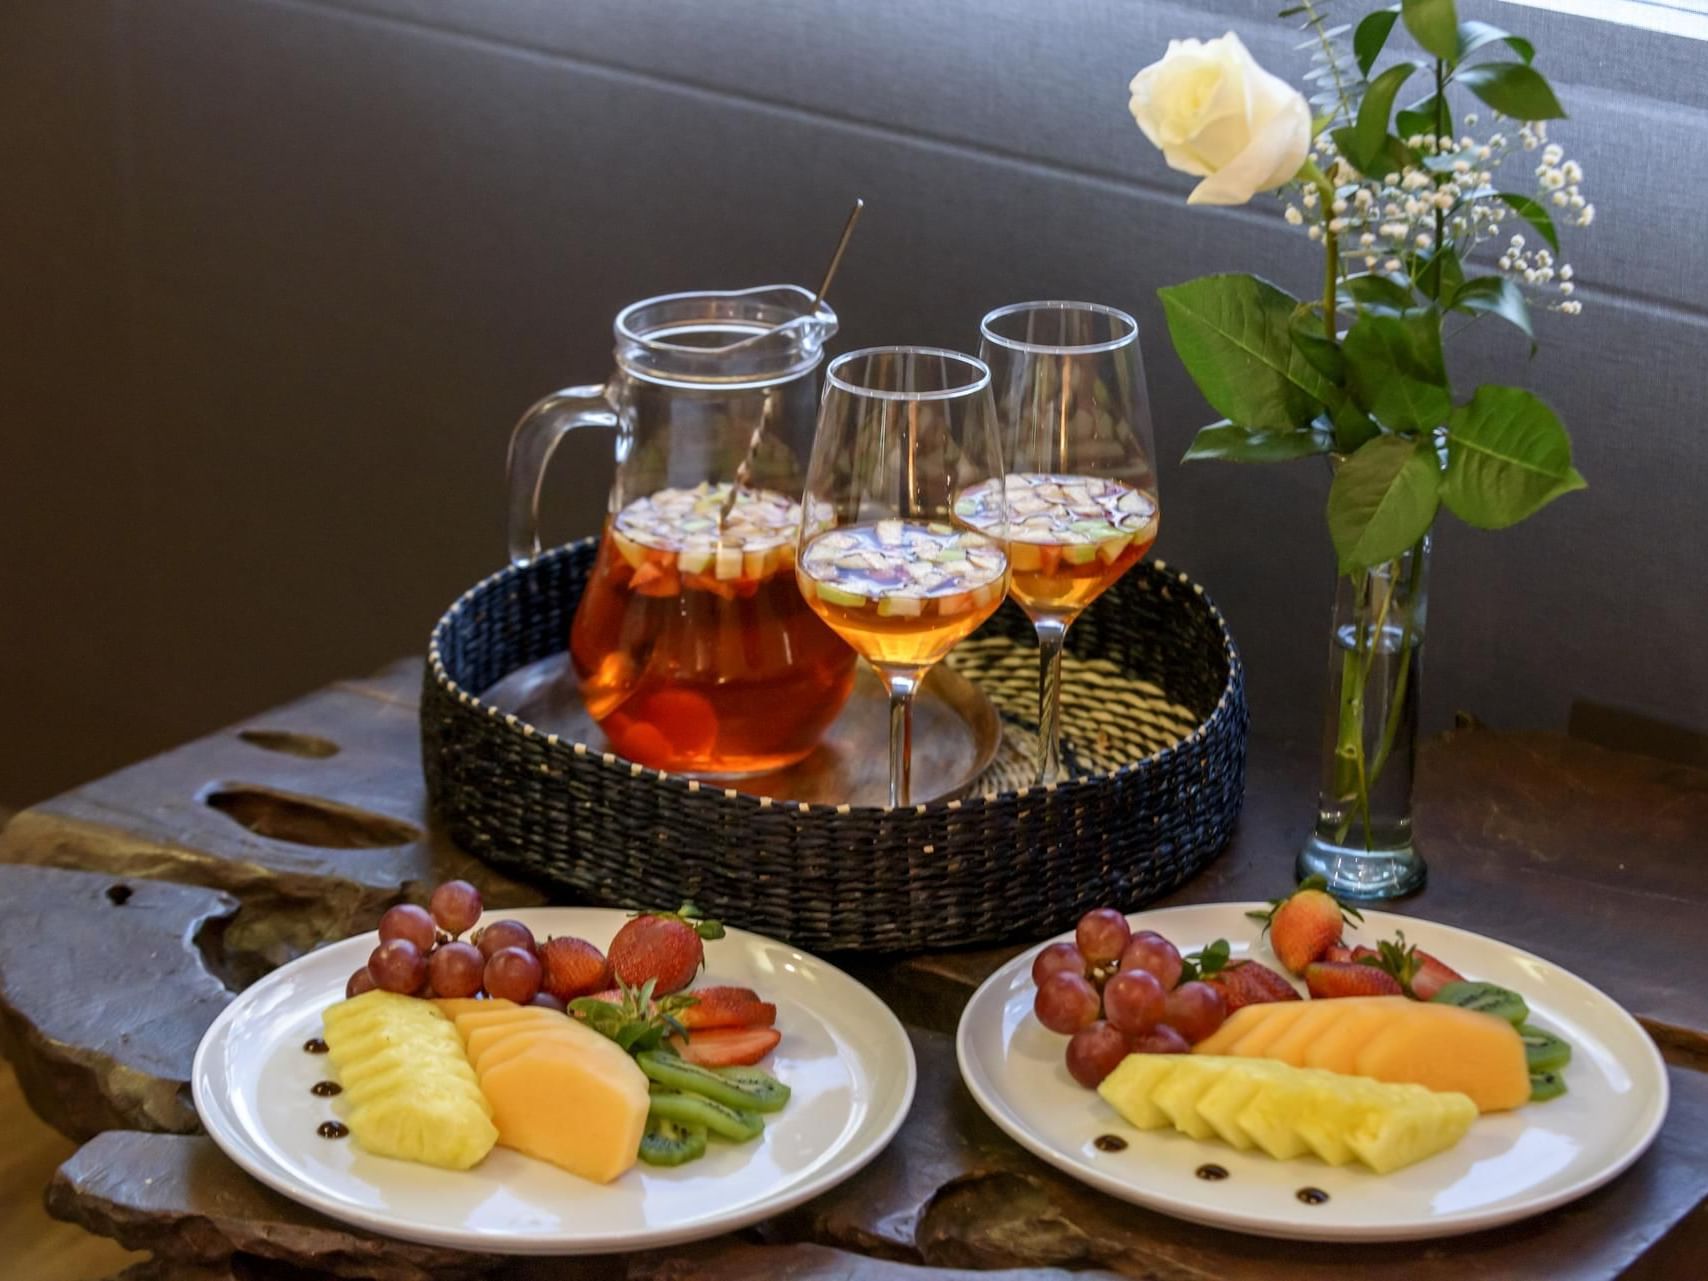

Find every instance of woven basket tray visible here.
[422,539,1248,952]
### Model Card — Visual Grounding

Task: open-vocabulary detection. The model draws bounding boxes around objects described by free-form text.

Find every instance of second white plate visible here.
[956,903,1667,1242]
[194,908,916,1253]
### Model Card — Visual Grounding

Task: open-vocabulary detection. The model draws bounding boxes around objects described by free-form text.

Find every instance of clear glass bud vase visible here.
[1297,534,1430,900]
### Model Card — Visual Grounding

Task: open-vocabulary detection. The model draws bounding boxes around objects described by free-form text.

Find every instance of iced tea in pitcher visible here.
[507,286,854,776]
[570,483,854,774]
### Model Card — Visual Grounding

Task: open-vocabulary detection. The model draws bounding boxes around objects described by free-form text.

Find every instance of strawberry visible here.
[1305,960,1403,999]
[1207,961,1303,1012]
[1323,945,1355,963]
[669,1025,781,1067]
[676,985,777,1030]
[607,902,725,995]
[538,936,612,1002]
[1247,876,1362,976]
[1358,932,1465,1000]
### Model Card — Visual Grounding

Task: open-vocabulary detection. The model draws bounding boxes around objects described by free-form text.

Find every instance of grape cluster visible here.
[349,881,558,1010]
[1031,907,1227,1089]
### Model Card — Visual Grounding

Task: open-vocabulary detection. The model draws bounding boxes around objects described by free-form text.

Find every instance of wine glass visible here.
[970,302,1159,784]
[797,347,1009,806]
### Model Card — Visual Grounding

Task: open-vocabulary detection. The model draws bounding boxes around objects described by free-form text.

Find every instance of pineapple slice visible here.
[1097,1054,1477,1174]
[321,991,498,1171]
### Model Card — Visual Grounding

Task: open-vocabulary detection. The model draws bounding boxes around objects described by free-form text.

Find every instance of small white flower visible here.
[1561,300,1582,315]
[1302,187,1319,208]
[1381,222,1408,239]
[1552,191,1568,207]
[1524,268,1539,284]
[1579,204,1595,225]
[1331,197,1348,215]
[1308,224,1323,240]
[1384,257,1403,273]
[1536,249,1552,267]
[1562,160,1583,184]
[1560,265,1574,281]
[1383,172,1401,186]
[1329,216,1349,233]
[1540,169,1565,191]
[1404,197,1422,218]
[1415,232,1433,249]
[1542,143,1564,166]
[1364,255,1377,268]
[1359,231,1376,246]
[1536,266,1554,283]
[1460,135,1475,150]
[1406,134,1424,149]
[1465,113,1479,127]
[1510,234,1526,249]
[1476,145,1492,162]
[1499,255,1514,271]
[1284,205,1303,225]
[1570,193,1586,209]
[1560,281,1575,295]
[1452,159,1471,174]
[1433,191,1455,210]
[1354,189,1373,207]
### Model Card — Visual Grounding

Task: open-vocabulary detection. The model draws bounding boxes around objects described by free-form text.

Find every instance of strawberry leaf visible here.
[1180,938,1232,982]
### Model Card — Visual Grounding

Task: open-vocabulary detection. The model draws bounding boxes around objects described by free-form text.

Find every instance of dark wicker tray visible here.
[422,539,1248,952]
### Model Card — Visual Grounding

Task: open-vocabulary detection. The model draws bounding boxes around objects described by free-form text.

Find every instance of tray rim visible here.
[425,538,1245,817]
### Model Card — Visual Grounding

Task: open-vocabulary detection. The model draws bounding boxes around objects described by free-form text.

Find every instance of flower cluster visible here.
[1279,115,1590,314]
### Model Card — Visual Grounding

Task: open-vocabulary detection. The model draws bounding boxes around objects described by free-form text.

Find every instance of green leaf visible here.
[1327,435,1442,572]
[1457,19,1534,63]
[1289,309,1346,382]
[1353,62,1419,173]
[1443,386,1585,529]
[1416,246,1464,301]
[1340,273,1417,315]
[1158,275,1335,430]
[1395,93,1444,141]
[1497,192,1561,254]
[1355,7,1401,76]
[1448,276,1532,338]
[1401,0,1459,61]
[1331,402,1382,452]
[1183,422,1334,463]
[1342,314,1451,430]
[1458,62,1566,120]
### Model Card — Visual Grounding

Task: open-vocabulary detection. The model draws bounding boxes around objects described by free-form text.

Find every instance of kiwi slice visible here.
[1530,1068,1568,1102]
[638,1116,707,1166]
[1430,980,1530,1026]
[638,1050,791,1113]
[1518,1024,1573,1073]
[647,1088,764,1142]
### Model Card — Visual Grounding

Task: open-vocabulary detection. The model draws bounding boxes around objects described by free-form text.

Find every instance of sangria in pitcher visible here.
[507,287,856,776]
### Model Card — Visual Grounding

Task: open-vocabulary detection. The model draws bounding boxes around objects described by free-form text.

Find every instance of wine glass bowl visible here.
[976,302,1159,783]
[797,347,1009,806]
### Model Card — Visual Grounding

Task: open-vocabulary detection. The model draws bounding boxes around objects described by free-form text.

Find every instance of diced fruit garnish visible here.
[1099,1054,1478,1174]
[955,473,1156,569]
[1193,994,1532,1112]
[876,594,923,617]
[815,582,868,608]
[799,520,1006,620]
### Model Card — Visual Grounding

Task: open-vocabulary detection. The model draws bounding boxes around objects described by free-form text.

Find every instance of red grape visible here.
[378,904,437,952]
[367,939,427,994]
[1118,933,1183,990]
[1075,908,1131,966]
[1102,969,1166,1036]
[429,880,483,937]
[1065,1020,1130,1088]
[485,945,543,1003]
[346,967,377,998]
[476,919,537,960]
[1031,942,1088,987]
[428,940,485,999]
[1163,981,1228,1044]
[530,992,567,1012]
[1126,1024,1192,1055]
[1033,972,1102,1035]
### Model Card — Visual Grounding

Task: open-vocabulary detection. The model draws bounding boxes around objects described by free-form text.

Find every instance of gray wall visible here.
[3,0,1705,807]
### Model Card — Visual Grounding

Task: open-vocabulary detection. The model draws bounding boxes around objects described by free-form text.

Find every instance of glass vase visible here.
[1297,534,1430,900]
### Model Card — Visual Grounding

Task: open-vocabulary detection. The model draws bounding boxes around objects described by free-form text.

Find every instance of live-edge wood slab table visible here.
[2,659,1705,1281]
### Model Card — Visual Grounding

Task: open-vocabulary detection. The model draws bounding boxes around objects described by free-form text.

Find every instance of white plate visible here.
[193,908,916,1253]
[956,903,1668,1242]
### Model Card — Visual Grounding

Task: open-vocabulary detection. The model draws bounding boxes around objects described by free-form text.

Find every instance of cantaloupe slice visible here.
[476,1019,649,1184]
[1194,995,1529,1112]
[460,1010,570,1063]
[435,997,500,1020]
[1196,1000,1311,1057]
[474,1024,587,1076]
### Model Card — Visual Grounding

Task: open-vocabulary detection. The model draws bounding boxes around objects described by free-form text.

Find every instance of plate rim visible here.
[192,907,919,1254]
[954,901,1670,1243]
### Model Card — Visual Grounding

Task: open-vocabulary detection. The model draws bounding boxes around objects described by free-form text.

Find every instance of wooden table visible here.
[3,659,1706,1281]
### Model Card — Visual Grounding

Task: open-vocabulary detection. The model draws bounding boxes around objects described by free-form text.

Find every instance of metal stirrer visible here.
[719,198,865,527]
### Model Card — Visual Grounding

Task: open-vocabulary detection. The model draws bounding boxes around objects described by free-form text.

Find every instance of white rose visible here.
[1128,33,1311,206]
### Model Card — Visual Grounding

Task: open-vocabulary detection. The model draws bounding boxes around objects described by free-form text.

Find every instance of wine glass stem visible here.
[1035,617,1070,784]
[883,670,920,807]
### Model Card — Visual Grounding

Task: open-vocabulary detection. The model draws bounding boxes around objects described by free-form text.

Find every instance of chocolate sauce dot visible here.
[1195,1163,1229,1181]
[1297,1186,1330,1205]
[317,1121,349,1140]
[311,1080,342,1097]
[1093,1134,1128,1152]
[303,1037,329,1055]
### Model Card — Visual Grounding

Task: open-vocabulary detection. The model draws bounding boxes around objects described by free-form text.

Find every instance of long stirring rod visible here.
[720,198,866,527]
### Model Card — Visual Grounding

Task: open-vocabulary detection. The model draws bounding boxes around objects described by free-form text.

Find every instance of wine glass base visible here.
[1296,833,1427,902]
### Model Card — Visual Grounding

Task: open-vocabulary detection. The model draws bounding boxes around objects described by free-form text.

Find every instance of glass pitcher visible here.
[507,285,856,777]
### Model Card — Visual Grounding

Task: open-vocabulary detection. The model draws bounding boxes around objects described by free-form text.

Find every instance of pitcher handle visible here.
[505,383,619,565]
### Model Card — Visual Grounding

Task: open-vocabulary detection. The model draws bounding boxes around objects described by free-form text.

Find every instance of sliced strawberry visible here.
[677,985,777,1030]
[1323,945,1354,963]
[1356,933,1465,1000]
[668,1025,781,1067]
[1408,949,1465,1001]
[1305,960,1403,998]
